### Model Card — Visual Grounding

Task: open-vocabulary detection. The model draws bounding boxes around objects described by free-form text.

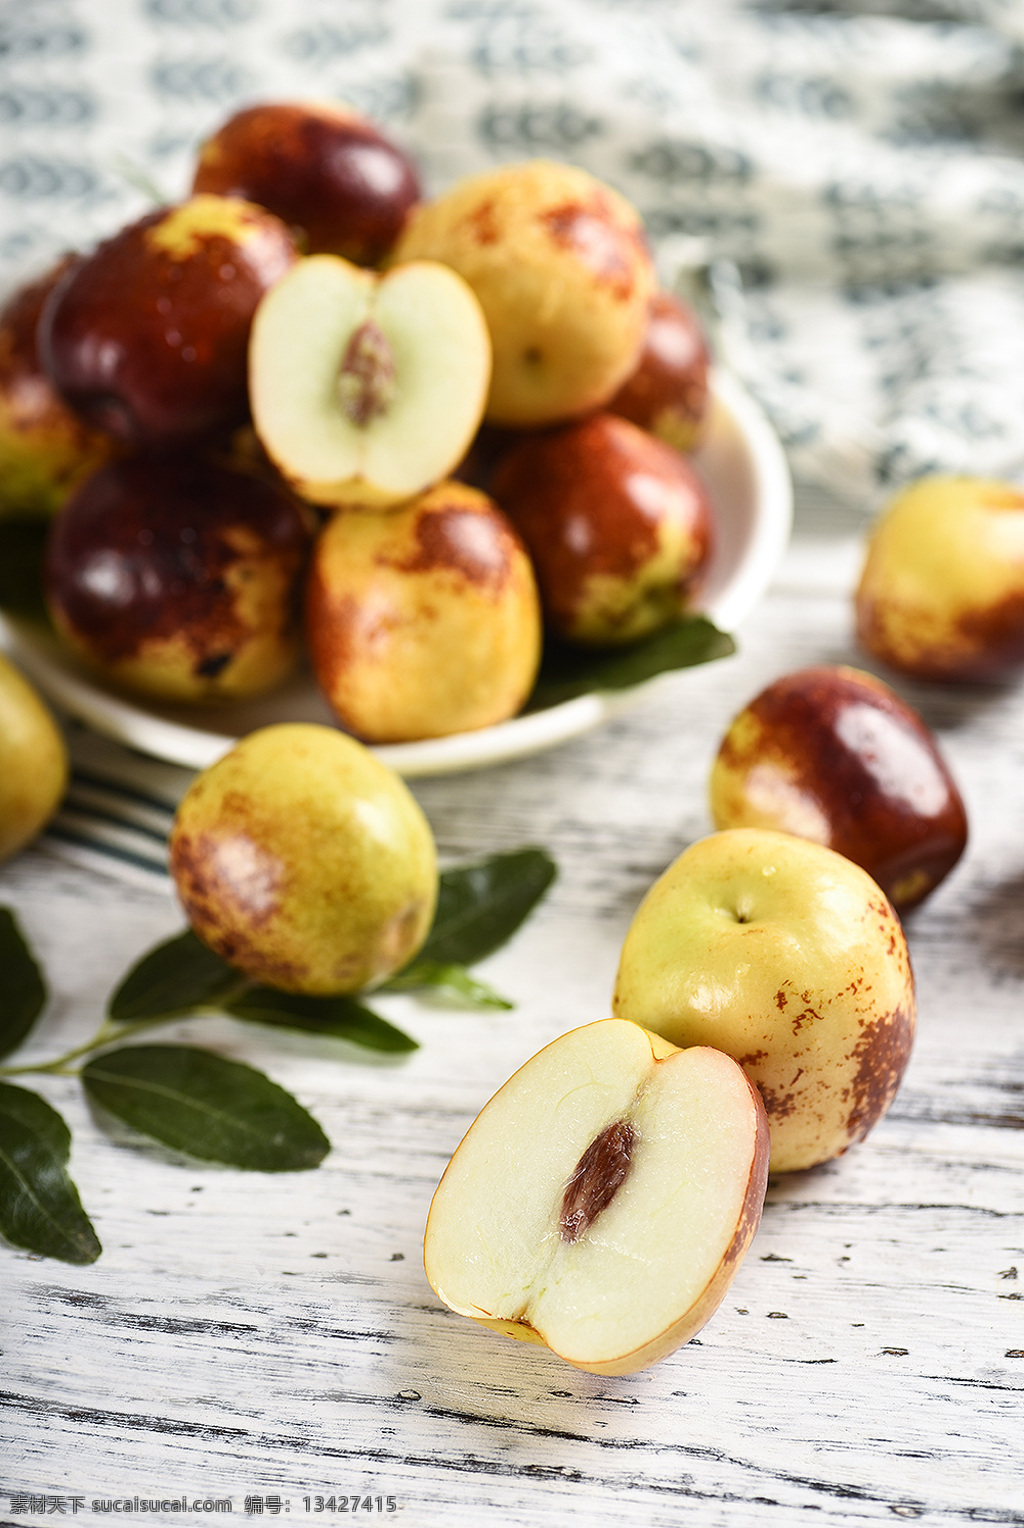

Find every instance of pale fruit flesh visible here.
[249,255,491,508]
[168,722,438,994]
[306,479,542,742]
[0,653,68,863]
[393,160,655,427]
[612,829,916,1173]
[424,1019,769,1377]
[855,474,1024,681]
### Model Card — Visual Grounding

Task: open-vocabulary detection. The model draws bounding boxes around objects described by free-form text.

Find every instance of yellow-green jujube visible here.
[855,474,1024,681]
[0,653,68,863]
[392,160,655,427]
[168,723,438,995]
[612,828,916,1173]
[305,479,542,743]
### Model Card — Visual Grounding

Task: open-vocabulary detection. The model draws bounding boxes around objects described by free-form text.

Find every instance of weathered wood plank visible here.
[2,525,1024,1526]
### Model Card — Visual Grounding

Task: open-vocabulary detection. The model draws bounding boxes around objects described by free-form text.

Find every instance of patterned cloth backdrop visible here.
[4,0,1024,510]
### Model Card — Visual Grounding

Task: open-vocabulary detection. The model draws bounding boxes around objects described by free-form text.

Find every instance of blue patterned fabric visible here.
[4,0,1024,506]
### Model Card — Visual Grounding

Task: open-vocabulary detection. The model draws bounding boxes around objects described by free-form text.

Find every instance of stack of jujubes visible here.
[0,100,714,743]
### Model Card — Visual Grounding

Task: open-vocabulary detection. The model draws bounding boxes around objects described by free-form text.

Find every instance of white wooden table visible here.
[3,490,1024,1528]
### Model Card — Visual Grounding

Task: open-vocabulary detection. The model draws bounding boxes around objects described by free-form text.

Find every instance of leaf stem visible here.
[0,1018,166,1078]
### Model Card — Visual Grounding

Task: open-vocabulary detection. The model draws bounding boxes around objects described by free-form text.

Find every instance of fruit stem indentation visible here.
[559,1117,635,1243]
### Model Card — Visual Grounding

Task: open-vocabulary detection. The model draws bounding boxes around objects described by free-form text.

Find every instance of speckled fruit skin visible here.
[392,160,655,427]
[490,412,712,645]
[44,454,311,703]
[168,723,438,995]
[192,100,421,267]
[709,665,968,912]
[306,478,542,742]
[855,475,1024,682]
[607,290,710,454]
[39,195,299,448]
[0,257,114,517]
[612,828,916,1174]
[0,652,68,863]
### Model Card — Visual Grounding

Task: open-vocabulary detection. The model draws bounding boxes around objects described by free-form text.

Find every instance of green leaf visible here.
[0,908,47,1061]
[384,960,513,1010]
[223,988,418,1053]
[81,1045,329,1172]
[0,517,49,621]
[529,615,735,709]
[0,1082,101,1263]
[403,847,557,971]
[108,928,244,1024]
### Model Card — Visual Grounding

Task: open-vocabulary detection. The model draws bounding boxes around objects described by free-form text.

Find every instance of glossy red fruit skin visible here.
[38,200,298,448]
[0,255,115,511]
[710,665,968,911]
[0,258,75,418]
[191,102,422,266]
[44,453,311,696]
[490,411,713,646]
[607,290,710,453]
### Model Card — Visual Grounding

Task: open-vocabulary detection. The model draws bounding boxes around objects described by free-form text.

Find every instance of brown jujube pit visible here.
[559,1119,636,1243]
[336,320,397,427]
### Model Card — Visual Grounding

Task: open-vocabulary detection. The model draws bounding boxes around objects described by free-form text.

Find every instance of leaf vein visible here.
[0,1140,86,1252]
[85,1066,267,1143]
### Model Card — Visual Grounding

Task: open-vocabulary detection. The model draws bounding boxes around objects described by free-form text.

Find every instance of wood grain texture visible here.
[2,505,1023,1528]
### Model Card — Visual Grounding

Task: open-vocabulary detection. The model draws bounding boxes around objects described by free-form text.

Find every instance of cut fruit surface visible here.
[249,255,491,508]
[424,1019,768,1377]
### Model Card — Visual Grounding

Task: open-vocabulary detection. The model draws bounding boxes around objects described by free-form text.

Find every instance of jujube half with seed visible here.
[248,254,491,509]
[424,1018,769,1377]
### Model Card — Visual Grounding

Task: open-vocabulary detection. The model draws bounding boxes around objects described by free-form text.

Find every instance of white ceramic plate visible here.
[0,369,792,777]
